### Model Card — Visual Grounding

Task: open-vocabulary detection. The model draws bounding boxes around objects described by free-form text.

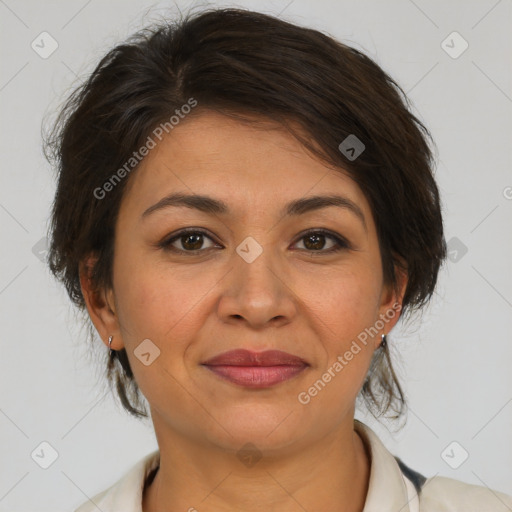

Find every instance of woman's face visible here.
[88,110,404,453]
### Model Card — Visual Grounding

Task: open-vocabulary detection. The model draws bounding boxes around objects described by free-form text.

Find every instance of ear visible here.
[79,254,123,351]
[376,260,408,345]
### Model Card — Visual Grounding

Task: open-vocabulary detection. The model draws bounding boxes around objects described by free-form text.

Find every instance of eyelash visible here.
[158,228,350,255]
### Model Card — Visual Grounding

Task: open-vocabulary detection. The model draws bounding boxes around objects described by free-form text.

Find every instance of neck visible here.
[143,422,370,512]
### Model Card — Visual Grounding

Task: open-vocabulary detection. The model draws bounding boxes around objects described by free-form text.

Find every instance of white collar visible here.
[354,419,417,512]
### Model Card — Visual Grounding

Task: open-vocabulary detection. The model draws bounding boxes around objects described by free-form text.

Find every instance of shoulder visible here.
[419,475,512,512]
[354,421,512,512]
[74,487,111,512]
[73,450,160,512]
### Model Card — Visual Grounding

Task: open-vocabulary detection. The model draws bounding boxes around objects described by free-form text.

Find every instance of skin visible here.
[80,110,407,512]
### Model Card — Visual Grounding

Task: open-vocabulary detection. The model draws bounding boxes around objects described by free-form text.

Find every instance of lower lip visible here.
[202,364,308,388]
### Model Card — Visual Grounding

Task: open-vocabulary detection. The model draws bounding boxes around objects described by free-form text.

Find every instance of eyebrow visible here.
[141,192,367,231]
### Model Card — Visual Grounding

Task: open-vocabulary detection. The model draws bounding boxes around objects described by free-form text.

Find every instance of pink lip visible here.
[202,349,309,388]
[202,349,308,366]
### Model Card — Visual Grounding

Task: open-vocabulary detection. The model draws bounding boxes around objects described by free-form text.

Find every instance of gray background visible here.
[0,0,511,510]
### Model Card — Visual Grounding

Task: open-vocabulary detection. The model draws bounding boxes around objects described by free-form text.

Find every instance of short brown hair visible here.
[44,7,447,424]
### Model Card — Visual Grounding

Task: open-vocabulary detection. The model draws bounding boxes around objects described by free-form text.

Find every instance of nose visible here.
[216,238,298,329]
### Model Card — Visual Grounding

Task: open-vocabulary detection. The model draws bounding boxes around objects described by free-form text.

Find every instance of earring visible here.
[380,333,387,349]
[108,335,115,360]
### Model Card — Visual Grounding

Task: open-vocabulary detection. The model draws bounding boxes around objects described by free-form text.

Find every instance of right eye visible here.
[158,229,221,254]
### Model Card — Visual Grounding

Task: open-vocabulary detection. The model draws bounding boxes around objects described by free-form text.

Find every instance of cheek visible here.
[112,249,219,348]
[111,258,216,404]
[304,267,380,385]
[301,289,377,415]
[301,264,381,336]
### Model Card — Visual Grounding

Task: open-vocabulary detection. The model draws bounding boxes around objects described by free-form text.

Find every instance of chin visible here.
[211,406,307,449]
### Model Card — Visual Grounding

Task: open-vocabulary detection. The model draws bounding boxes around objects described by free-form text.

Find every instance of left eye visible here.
[159,229,348,254]
[293,230,348,253]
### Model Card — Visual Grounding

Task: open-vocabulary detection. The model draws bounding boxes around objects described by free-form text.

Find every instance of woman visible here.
[44,7,512,512]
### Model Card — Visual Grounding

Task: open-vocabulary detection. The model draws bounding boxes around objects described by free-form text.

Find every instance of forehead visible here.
[120,110,372,222]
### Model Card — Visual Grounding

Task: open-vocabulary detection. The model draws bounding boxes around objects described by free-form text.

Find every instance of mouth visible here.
[201,349,309,389]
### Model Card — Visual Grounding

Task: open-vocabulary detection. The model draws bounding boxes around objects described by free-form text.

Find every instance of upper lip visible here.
[202,349,308,367]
